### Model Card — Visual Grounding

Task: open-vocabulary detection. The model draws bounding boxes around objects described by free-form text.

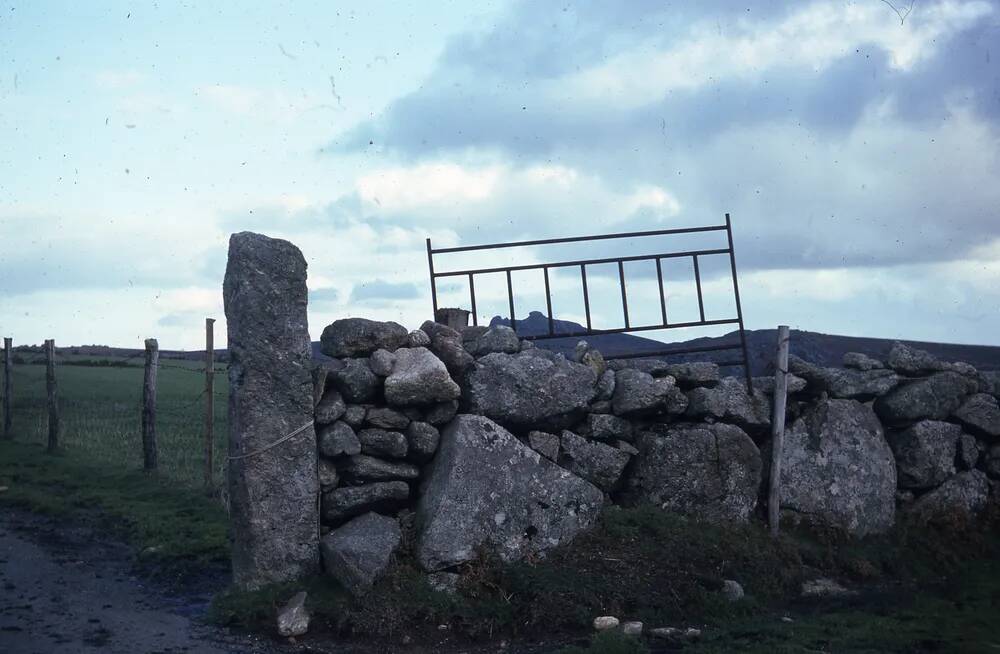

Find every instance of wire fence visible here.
[0,346,227,492]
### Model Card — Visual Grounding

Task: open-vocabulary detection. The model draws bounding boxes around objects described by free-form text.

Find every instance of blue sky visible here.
[2,0,999,350]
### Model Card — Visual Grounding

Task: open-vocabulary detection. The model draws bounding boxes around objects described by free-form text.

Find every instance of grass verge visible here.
[0,439,229,581]
[210,503,1000,652]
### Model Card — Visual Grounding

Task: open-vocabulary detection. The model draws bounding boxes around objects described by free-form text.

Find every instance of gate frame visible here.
[426,213,753,390]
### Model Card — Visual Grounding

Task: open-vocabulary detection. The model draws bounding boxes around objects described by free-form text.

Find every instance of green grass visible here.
[690,558,1000,652]
[208,504,1000,651]
[1,355,227,488]
[0,439,230,579]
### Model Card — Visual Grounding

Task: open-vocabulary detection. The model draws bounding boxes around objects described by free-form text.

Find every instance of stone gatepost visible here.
[223,231,319,590]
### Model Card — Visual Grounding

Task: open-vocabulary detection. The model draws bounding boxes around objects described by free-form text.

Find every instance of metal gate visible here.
[426,214,752,388]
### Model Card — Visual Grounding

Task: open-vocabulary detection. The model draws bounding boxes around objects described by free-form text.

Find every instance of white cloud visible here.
[556,0,993,110]
[357,162,504,209]
[355,160,682,230]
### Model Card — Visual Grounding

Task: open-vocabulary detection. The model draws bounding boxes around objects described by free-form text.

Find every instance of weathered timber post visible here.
[2,337,12,439]
[45,339,59,453]
[204,318,216,490]
[142,338,159,471]
[768,325,791,536]
[224,231,319,590]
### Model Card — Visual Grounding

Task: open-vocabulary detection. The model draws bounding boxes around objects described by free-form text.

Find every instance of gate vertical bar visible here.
[426,238,439,319]
[693,255,706,322]
[580,265,592,331]
[468,273,478,327]
[656,257,668,326]
[725,213,753,392]
[506,270,516,332]
[618,260,630,328]
[543,266,554,335]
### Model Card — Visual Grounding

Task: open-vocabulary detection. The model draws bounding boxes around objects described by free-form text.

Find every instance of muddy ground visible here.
[0,509,549,654]
[0,508,297,654]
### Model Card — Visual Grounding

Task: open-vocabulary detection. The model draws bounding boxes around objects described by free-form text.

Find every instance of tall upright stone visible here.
[224,232,320,590]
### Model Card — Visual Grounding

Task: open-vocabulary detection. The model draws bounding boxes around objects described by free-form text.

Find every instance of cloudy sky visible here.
[2,0,999,350]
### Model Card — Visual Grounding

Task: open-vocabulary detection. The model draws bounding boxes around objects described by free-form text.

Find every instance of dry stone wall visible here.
[224,232,1000,592]
[311,319,1000,595]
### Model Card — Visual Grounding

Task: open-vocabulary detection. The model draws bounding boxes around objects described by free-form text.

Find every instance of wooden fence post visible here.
[45,339,59,453]
[768,325,791,537]
[204,318,215,489]
[2,337,11,439]
[142,338,159,472]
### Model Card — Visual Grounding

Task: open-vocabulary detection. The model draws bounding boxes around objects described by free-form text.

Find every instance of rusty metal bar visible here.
[430,223,727,254]
[521,318,741,341]
[426,238,438,317]
[693,254,706,323]
[581,264,592,331]
[433,247,730,278]
[544,266,554,336]
[506,269,516,332]
[468,273,478,326]
[618,260,630,328]
[656,257,667,326]
[726,213,753,392]
[603,341,745,361]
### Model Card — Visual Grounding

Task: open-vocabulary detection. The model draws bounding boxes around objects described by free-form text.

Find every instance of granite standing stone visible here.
[223,231,319,590]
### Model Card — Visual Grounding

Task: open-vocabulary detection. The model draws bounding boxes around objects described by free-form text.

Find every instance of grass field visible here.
[1,353,228,489]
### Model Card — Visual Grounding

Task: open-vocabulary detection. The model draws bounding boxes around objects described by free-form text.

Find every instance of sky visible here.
[1,0,999,351]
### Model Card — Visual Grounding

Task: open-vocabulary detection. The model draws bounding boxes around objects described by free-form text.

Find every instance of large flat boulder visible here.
[874,372,978,427]
[611,369,688,417]
[340,455,420,482]
[684,377,771,433]
[320,318,409,358]
[662,362,720,389]
[622,422,762,523]
[953,393,1000,439]
[321,512,401,595]
[886,342,947,376]
[843,352,885,371]
[789,356,900,400]
[416,415,604,571]
[906,471,990,525]
[321,481,410,523]
[464,352,597,429]
[979,371,1000,397]
[223,232,319,590]
[888,420,961,489]
[558,430,631,492]
[383,347,461,406]
[779,399,896,535]
[464,325,521,356]
[328,358,380,404]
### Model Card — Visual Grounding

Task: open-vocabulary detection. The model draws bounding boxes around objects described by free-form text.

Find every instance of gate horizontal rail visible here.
[426,214,753,389]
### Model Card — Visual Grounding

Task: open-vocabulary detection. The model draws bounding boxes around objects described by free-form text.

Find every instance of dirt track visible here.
[0,509,284,654]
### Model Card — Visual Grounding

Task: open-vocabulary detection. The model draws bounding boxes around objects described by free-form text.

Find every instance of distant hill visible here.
[44,312,1000,374]
[491,311,1000,375]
